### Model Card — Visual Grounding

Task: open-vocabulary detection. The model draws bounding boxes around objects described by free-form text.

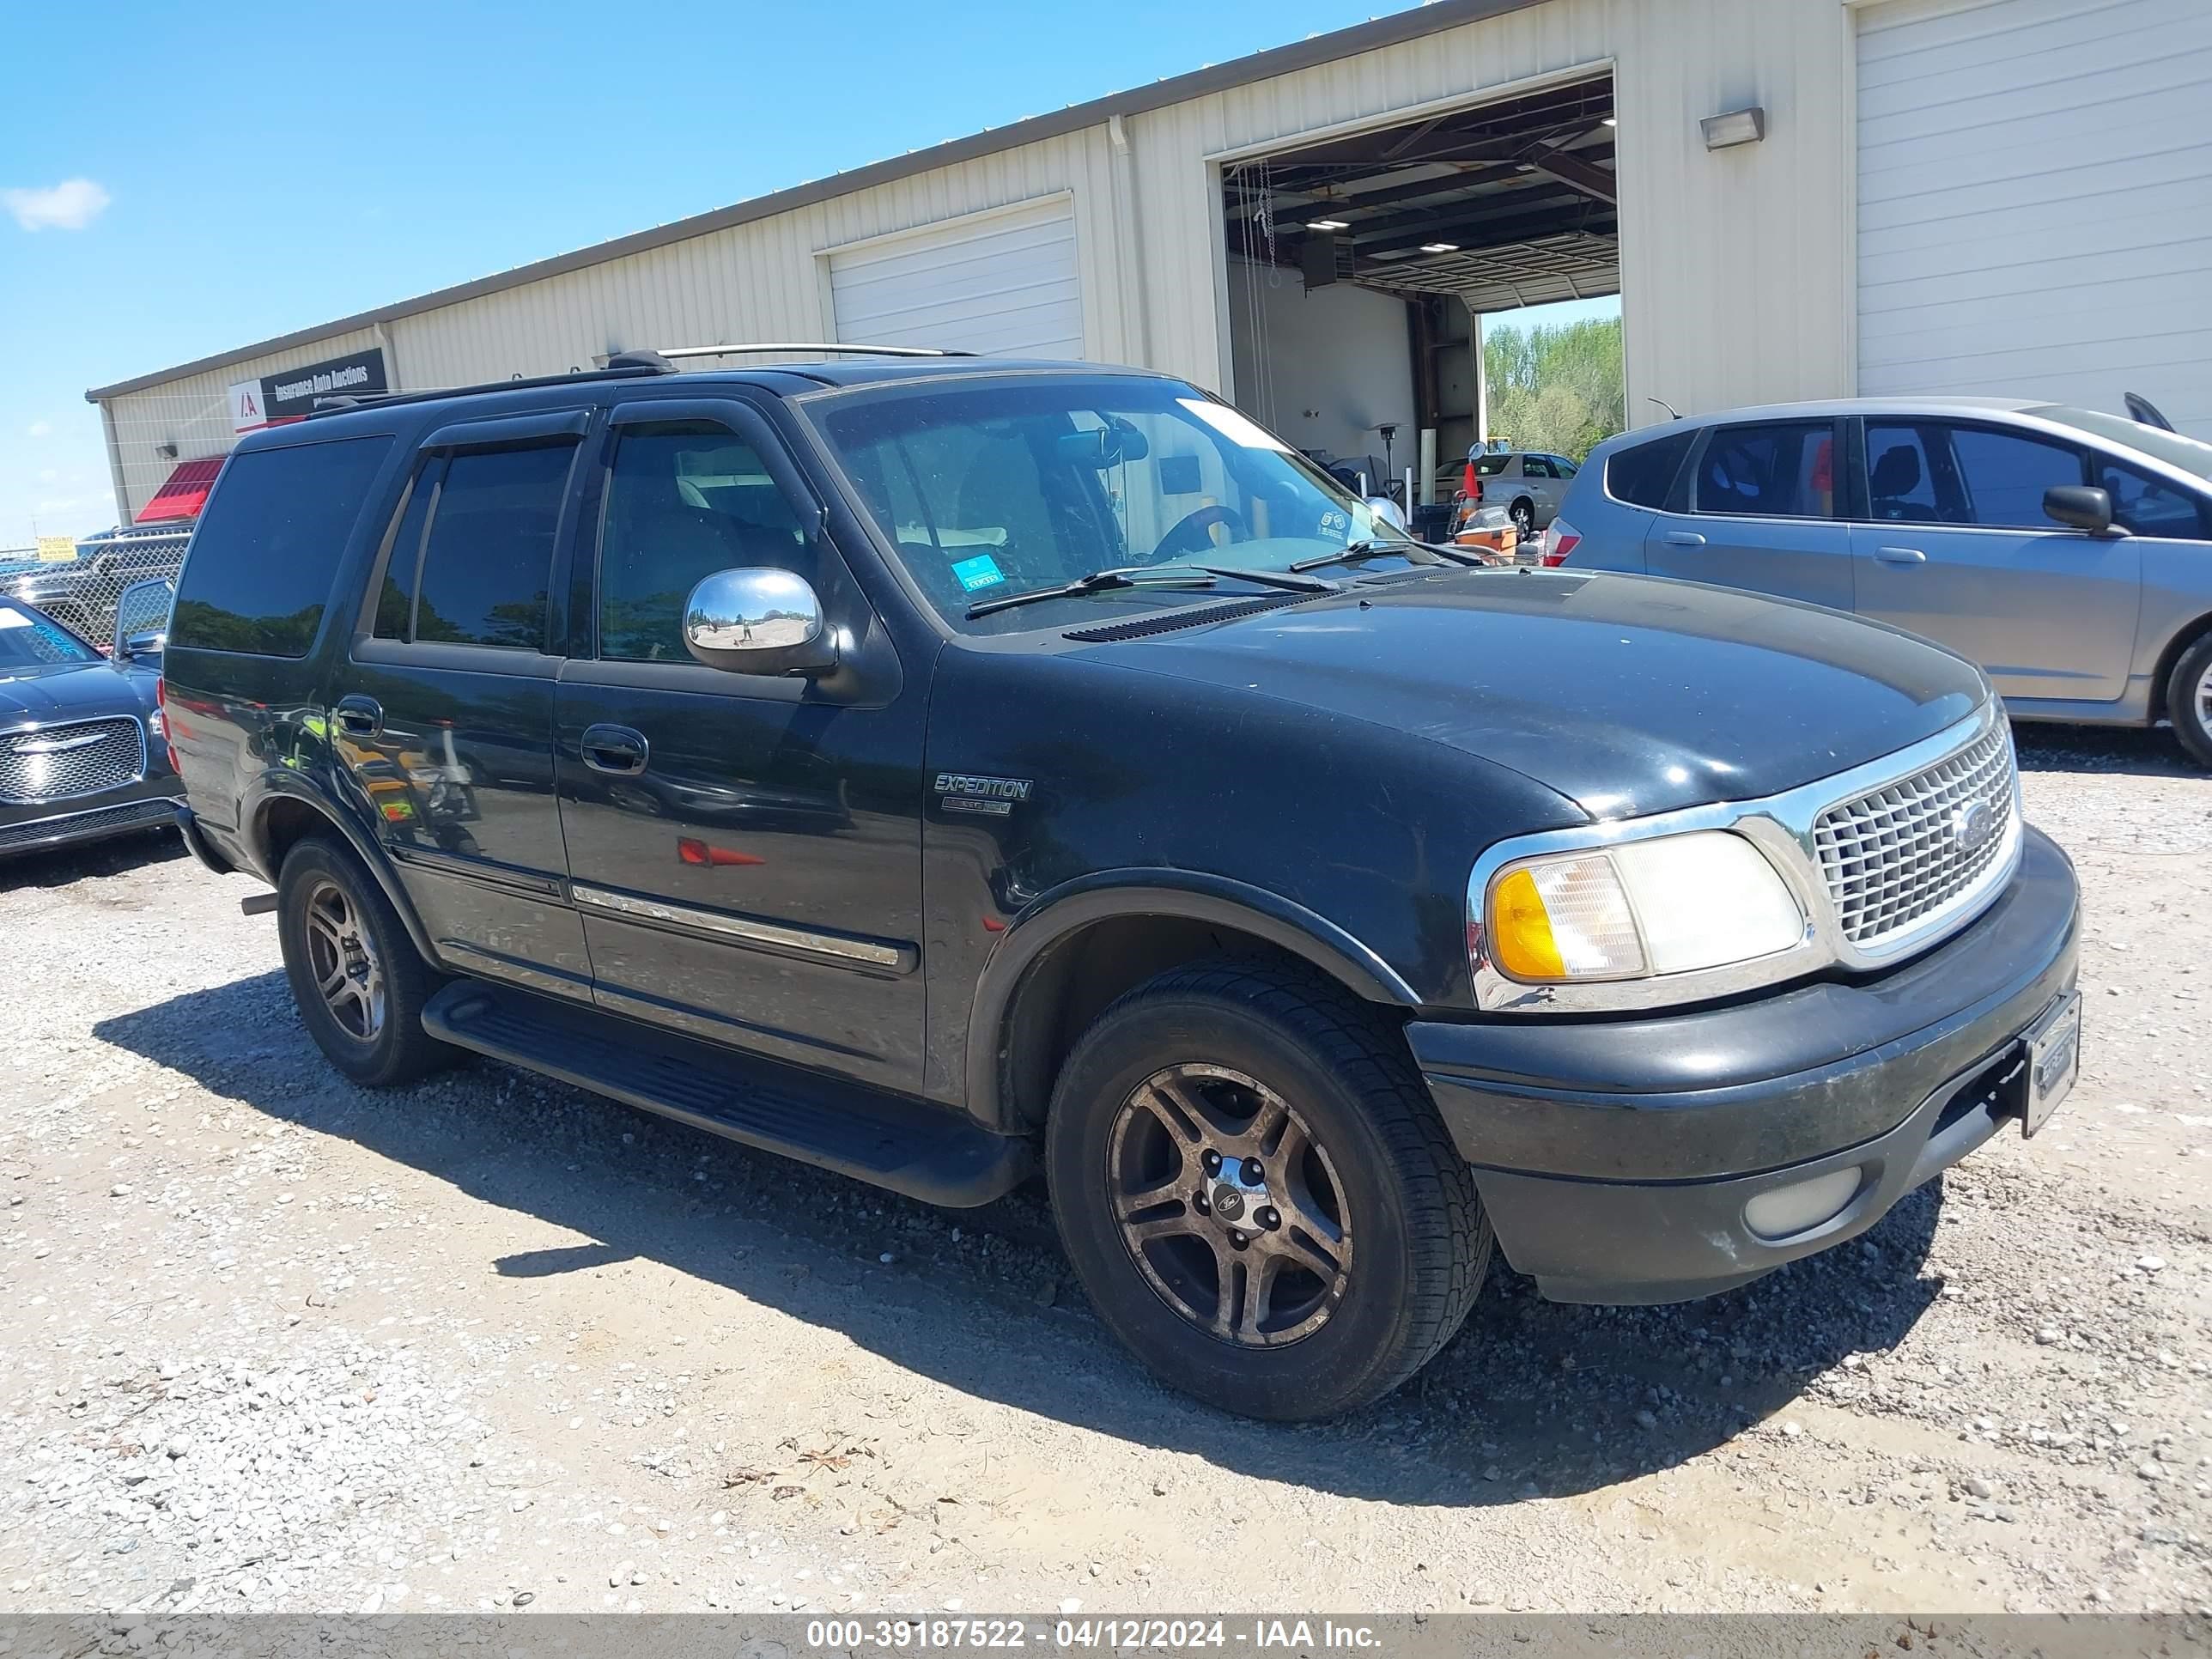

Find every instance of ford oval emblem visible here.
[1953,800,1996,854]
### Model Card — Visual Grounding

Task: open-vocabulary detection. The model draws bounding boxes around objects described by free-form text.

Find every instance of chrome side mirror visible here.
[1365,495,1407,531]
[112,577,175,664]
[682,567,837,677]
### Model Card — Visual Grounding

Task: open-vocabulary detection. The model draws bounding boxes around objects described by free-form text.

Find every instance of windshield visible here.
[0,603,97,672]
[806,374,1424,630]
[2027,405,2212,483]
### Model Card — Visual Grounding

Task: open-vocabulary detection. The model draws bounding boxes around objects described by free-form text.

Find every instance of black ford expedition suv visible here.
[166,354,2081,1420]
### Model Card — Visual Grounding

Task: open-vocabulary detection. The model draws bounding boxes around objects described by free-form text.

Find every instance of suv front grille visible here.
[1811,722,2015,950]
[0,718,146,804]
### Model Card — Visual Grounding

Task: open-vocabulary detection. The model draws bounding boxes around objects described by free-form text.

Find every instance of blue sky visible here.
[0,0,1615,547]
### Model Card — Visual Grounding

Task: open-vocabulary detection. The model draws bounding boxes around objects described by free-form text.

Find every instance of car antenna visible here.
[2124,391,2176,433]
[1645,395,1681,420]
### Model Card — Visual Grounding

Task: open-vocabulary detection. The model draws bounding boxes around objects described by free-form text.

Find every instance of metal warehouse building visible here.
[88,0,2212,526]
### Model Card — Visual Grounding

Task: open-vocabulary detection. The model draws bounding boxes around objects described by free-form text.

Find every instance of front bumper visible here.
[1410,826,2080,1304]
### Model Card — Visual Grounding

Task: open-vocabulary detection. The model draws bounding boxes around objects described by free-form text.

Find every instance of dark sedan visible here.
[0,599,181,860]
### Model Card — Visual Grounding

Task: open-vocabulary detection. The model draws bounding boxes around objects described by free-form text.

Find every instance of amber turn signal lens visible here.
[1489,867,1566,980]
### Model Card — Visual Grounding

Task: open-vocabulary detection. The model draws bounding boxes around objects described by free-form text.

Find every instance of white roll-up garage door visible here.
[1856,0,2212,438]
[829,198,1085,360]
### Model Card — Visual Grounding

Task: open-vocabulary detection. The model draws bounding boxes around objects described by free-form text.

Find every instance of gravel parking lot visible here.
[2,726,2208,1619]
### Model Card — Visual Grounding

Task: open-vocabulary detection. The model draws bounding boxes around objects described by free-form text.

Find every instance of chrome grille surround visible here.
[1813,721,2017,951]
[0,718,148,805]
[1468,701,2023,1014]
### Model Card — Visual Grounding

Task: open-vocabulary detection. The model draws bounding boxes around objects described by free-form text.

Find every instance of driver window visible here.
[598,422,811,662]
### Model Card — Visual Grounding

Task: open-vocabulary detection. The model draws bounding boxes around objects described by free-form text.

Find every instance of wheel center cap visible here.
[1212,1183,1247,1221]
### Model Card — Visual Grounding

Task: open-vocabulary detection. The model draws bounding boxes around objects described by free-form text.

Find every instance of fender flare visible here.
[963,869,1420,1129]
[247,773,443,967]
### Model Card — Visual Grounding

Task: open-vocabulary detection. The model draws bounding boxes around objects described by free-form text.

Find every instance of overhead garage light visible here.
[1700,106,1766,150]
[1601,117,1618,128]
[1306,218,1349,231]
[1419,242,1459,253]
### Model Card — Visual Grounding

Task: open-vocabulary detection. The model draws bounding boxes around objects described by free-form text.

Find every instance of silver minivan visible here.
[1549,398,2212,767]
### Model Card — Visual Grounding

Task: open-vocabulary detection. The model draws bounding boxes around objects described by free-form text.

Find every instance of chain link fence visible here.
[0,526,187,652]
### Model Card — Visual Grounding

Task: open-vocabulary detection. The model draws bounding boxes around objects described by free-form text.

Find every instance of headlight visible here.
[1482,830,1804,983]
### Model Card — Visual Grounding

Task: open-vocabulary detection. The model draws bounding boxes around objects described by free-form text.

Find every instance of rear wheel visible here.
[1046,962,1490,1419]
[2168,631,2212,770]
[276,837,455,1087]
[1510,497,1536,538]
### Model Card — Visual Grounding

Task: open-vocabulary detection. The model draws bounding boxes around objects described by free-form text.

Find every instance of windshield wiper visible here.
[965,565,1214,619]
[1288,538,1480,574]
[1190,564,1338,594]
[965,562,1332,620]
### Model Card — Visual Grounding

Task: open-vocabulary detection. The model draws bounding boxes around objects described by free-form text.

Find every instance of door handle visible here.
[1875,546,1928,564]
[580,723,649,775]
[1662,531,1706,546]
[333,695,383,738]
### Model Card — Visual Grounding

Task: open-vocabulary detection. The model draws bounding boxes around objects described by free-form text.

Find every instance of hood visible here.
[0,661,157,729]
[1079,568,1987,819]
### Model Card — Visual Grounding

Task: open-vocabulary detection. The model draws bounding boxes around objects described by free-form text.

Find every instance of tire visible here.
[1045,960,1491,1420]
[2167,630,2212,770]
[1510,497,1536,538]
[276,836,455,1087]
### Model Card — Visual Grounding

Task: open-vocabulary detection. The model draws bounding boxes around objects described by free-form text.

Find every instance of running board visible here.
[421,980,1031,1207]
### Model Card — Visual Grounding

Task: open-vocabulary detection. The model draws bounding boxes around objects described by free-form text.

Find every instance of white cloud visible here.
[2,178,111,232]
[25,420,52,439]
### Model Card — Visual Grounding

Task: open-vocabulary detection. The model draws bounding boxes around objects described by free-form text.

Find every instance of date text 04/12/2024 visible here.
[803,1620,1383,1651]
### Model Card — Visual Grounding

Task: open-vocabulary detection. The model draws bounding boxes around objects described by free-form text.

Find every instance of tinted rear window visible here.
[389,443,574,649]
[1692,422,1835,519]
[172,436,392,656]
[1606,431,1696,508]
[1474,455,1512,476]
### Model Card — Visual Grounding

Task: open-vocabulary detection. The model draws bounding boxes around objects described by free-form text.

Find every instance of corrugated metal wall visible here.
[99,0,1863,520]
[392,128,1124,390]
[102,327,384,523]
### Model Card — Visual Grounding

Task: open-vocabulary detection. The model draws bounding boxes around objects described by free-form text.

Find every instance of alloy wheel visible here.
[1105,1062,1354,1346]
[303,878,385,1041]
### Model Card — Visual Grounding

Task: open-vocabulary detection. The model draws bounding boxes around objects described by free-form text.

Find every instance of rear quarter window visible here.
[1605,430,1696,508]
[171,435,393,657]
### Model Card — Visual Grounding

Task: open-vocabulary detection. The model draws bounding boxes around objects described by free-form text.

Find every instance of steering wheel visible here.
[1151,502,1249,562]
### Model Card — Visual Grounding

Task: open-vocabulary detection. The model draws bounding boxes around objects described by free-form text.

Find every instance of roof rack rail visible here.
[651,343,977,360]
[298,344,974,423]
[301,362,678,420]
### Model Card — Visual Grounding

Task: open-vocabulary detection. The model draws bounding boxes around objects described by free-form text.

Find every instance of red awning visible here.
[134,456,226,525]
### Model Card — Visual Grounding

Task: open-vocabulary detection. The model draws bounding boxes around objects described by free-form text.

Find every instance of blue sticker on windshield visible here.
[951,554,1006,592]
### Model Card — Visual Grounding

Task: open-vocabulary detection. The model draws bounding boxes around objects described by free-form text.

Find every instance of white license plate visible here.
[2021,991,2082,1139]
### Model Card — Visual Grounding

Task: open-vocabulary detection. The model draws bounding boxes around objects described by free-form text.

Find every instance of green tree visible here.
[1480,315,1625,461]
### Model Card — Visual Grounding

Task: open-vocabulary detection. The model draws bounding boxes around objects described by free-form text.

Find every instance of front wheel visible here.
[1046,962,1491,1419]
[2168,631,2212,770]
[1510,498,1536,538]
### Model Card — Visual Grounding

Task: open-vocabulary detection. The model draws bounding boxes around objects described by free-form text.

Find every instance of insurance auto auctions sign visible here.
[228,347,387,434]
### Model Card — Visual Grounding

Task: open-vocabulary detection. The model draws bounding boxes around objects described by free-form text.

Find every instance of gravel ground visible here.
[1,723,2208,1619]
